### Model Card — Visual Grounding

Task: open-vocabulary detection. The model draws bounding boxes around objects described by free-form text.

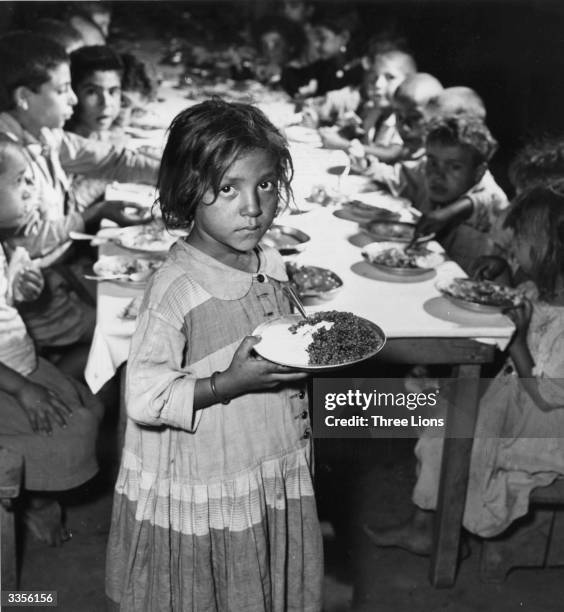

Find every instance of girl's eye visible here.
[220,185,235,195]
[258,180,275,192]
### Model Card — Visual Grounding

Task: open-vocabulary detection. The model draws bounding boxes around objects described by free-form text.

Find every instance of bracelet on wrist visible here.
[210,371,230,405]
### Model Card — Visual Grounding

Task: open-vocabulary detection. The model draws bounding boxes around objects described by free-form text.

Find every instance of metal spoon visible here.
[284,284,308,319]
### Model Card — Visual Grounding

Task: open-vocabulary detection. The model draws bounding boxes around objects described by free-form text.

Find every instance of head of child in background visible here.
[0,32,77,136]
[66,1,110,45]
[254,16,306,71]
[424,114,497,205]
[0,138,37,234]
[425,86,486,121]
[119,52,160,111]
[69,45,123,135]
[508,137,564,195]
[29,18,85,55]
[311,8,357,61]
[393,73,443,152]
[158,99,293,257]
[282,0,314,23]
[504,182,564,300]
[364,48,416,111]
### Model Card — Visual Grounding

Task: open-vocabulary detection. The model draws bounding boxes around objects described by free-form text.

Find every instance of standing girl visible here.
[365,182,564,550]
[106,99,323,611]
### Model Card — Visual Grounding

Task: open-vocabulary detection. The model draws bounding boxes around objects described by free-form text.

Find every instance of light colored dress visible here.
[0,246,102,491]
[106,241,323,612]
[414,299,564,537]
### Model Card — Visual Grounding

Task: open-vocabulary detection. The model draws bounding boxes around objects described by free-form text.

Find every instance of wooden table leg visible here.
[429,364,481,587]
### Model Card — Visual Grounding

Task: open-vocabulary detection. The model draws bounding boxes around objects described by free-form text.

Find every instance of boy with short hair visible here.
[426,86,486,121]
[0,32,158,354]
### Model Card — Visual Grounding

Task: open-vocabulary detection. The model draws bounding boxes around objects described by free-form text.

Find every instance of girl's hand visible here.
[470,255,511,283]
[415,208,452,236]
[318,127,350,151]
[220,336,309,397]
[14,267,44,302]
[503,298,532,339]
[15,381,73,435]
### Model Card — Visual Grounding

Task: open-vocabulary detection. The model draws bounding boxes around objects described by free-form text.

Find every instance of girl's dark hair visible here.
[70,45,123,88]
[158,99,293,230]
[508,136,564,192]
[0,32,69,112]
[504,183,564,299]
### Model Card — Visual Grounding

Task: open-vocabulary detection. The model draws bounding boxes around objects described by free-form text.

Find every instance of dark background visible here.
[1,0,563,192]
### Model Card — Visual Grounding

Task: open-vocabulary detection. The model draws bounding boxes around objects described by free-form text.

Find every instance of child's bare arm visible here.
[416,199,473,236]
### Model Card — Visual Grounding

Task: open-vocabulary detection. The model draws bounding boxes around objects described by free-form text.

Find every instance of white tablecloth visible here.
[84,113,514,393]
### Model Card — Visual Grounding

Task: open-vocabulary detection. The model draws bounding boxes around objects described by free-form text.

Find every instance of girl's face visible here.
[366,56,407,109]
[190,148,279,262]
[22,62,77,131]
[75,70,122,133]
[315,26,347,60]
[0,148,37,229]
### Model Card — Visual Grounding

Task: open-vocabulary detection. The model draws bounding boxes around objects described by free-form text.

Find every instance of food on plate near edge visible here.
[438,278,524,308]
[286,263,342,296]
[288,310,385,366]
[362,244,444,270]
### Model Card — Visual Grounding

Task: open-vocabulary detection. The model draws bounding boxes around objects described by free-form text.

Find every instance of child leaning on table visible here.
[105,99,323,612]
[0,241,102,546]
[0,33,158,360]
[365,184,564,553]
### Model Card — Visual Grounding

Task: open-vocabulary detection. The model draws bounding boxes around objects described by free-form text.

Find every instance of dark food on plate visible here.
[363,221,415,241]
[286,263,341,294]
[342,200,400,220]
[441,279,523,308]
[289,310,384,366]
[370,246,432,269]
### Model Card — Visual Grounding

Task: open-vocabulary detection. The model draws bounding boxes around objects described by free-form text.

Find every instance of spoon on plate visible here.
[284,284,308,319]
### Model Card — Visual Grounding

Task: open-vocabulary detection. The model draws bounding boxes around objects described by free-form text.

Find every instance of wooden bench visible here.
[0,447,24,590]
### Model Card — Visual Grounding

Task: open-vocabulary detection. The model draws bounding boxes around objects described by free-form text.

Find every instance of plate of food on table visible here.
[262,225,310,254]
[91,255,164,287]
[101,221,187,255]
[435,278,524,314]
[360,220,434,244]
[253,310,386,371]
[361,241,445,277]
[333,199,402,223]
[286,262,343,300]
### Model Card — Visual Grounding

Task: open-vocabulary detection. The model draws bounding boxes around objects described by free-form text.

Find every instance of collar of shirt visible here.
[170,239,288,300]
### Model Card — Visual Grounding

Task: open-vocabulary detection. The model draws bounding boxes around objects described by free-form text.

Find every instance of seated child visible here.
[365,184,564,551]
[415,115,509,272]
[0,242,103,546]
[281,0,318,63]
[353,72,443,174]
[250,15,307,86]
[0,33,158,360]
[280,7,363,98]
[65,1,109,46]
[67,45,160,210]
[472,136,564,282]
[319,46,416,161]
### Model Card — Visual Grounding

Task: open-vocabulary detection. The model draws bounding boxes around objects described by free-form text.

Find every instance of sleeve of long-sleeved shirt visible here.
[57,129,159,185]
[126,306,199,432]
[7,207,84,261]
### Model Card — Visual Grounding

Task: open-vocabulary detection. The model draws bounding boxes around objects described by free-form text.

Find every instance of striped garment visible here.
[106,241,323,612]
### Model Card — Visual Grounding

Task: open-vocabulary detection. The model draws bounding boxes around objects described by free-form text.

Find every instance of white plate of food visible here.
[286,263,343,299]
[435,278,524,313]
[253,311,386,371]
[112,223,186,255]
[362,242,445,277]
[262,225,311,254]
[92,255,163,287]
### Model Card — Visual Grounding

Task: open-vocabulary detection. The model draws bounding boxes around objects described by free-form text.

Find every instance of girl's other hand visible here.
[14,266,44,302]
[15,381,73,435]
[503,297,532,338]
[220,336,309,396]
[471,255,511,283]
